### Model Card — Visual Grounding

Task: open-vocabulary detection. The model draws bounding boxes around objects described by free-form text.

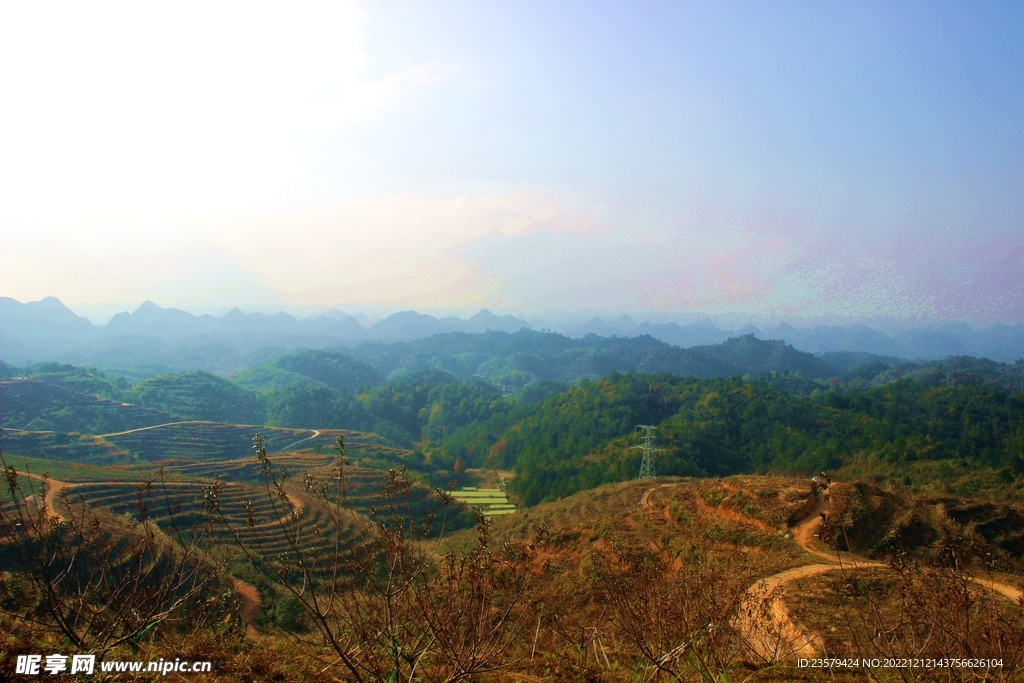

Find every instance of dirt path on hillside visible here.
[285,492,305,516]
[965,576,1024,603]
[639,482,1023,662]
[740,565,831,660]
[274,430,321,453]
[736,487,1022,662]
[640,483,674,509]
[736,488,885,661]
[98,421,202,437]
[22,472,73,524]
[230,577,262,636]
[637,481,839,659]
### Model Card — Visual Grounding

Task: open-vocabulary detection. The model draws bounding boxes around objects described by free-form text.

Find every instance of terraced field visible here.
[450,487,516,517]
[0,377,172,433]
[2,418,477,555]
[102,423,314,462]
[198,433,419,469]
[337,466,464,524]
[63,481,364,562]
[0,429,128,463]
[161,451,336,482]
[0,418,423,471]
[46,449,476,554]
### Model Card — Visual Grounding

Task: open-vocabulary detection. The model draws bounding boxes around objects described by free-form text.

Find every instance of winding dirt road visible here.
[739,486,1023,662]
[734,486,886,661]
[21,472,73,524]
[640,481,1024,663]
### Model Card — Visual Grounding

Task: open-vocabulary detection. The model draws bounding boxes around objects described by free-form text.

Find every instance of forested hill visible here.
[127,372,264,425]
[438,373,1024,505]
[339,331,834,387]
[688,334,837,379]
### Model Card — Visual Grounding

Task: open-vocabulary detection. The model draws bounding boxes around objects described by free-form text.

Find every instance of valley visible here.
[0,332,1022,680]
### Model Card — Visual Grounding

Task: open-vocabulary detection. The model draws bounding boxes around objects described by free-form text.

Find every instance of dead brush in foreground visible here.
[787,557,1024,682]
[0,449,231,656]
[830,558,1024,683]
[206,434,532,683]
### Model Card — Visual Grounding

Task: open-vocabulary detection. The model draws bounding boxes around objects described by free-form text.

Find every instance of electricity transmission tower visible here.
[632,425,662,480]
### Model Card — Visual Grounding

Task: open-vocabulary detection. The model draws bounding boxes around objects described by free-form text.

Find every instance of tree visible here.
[599,542,772,682]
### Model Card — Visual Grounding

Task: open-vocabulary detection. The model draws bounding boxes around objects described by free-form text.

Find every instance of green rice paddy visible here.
[449,486,517,517]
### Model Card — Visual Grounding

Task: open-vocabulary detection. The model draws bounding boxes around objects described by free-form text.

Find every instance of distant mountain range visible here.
[555,315,1024,364]
[0,297,532,370]
[1,296,1022,371]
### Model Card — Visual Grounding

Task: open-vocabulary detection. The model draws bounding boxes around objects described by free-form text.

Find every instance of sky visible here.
[0,1,1021,325]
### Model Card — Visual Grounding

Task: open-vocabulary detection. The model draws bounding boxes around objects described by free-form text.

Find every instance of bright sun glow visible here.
[0,2,457,214]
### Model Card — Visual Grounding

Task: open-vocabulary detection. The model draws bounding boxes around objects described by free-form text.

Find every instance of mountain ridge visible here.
[2,296,1022,368]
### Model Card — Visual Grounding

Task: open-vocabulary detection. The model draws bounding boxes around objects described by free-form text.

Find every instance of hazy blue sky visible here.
[1,1,1020,323]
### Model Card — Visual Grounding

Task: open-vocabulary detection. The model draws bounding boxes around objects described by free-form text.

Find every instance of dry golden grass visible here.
[2,472,1022,682]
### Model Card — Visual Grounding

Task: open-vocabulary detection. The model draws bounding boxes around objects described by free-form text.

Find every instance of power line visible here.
[631,425,662,480]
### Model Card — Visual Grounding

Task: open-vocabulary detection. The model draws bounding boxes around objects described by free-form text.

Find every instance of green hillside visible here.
[128,371,263,424]
[272,350,383,392]
[343,330,811,385]
[259,384,373,433]
[692,333,838,379]
[0,429,128,463]
[437,373,1024,506]
[0,377,172,434]
[4,337,1024,511]
[357,368,501,446]
[852,355,1024,393]
[229,365,325,393]
[230,350,384,395]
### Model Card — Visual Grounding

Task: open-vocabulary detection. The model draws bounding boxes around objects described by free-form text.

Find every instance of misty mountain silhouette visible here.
[1,297,1022,370]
